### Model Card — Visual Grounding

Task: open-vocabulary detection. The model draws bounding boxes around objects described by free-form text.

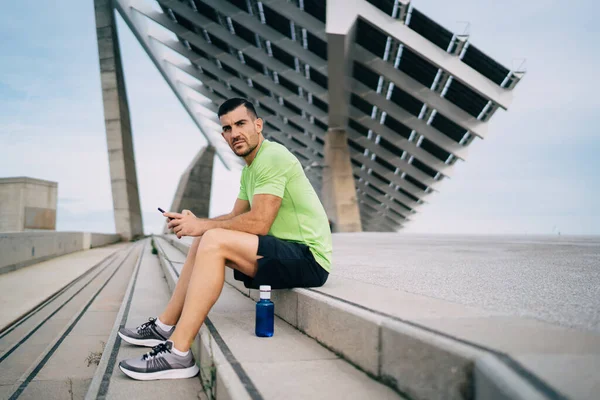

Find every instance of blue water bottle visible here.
[255,285,274,337]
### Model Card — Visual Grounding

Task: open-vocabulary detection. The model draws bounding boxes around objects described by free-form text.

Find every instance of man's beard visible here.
[234,141,258,157]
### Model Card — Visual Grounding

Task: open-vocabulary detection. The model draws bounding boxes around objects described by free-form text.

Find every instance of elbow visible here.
[256,225,270,236]
[246,211,273,235]
[254,221,271,236]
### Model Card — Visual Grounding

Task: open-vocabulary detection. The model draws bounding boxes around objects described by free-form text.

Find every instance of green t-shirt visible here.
[237,140,333,272]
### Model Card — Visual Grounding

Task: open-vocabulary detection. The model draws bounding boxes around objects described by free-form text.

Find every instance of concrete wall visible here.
[90,232,122,248]
[0,232,121,275]
[0,177,58,232]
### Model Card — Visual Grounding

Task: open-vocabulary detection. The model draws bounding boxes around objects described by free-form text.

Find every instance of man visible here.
[117,98,332,380]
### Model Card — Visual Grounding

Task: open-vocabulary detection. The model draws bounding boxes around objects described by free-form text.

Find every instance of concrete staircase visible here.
[84,239,203,399]
[3,233,597,399]
[2,236,402,400]
[147,236,401,400]
[0,242,142,399]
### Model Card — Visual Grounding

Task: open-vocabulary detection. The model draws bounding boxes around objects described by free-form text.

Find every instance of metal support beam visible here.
[449,35,469,56]
[352,0,514,108]
[353,45,487,138]
[357,190,412,221]
[262,0,513,109]
[348,107,452,176]
[353,81,468,160]
[346,130,437,186]
[360,207,403,231]
[351,151,433,198]
[353,168,420,211]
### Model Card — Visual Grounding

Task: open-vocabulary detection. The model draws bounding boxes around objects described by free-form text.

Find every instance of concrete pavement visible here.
[332,233,600,332]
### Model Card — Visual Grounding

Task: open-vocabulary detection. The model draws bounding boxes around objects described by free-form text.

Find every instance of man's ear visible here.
[255,117,263,132]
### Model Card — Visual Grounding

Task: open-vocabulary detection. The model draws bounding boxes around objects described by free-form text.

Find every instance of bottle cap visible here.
[259,285,271,299]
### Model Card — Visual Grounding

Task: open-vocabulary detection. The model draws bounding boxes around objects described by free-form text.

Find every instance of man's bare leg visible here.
[158,236,203,325]
[168,228,260,351]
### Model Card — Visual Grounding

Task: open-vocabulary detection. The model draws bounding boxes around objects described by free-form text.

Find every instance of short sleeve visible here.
[237,170,248,201]
[253,157,289,198]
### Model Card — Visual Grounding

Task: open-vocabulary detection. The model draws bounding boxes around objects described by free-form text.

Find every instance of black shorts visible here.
[233,235,329,290]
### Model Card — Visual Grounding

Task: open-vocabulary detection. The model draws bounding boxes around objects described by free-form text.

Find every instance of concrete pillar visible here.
[322,130,362,233]
[322,0,362,232]
[94,0,143,240]
[164,146,215,233]
[326,0,358,130]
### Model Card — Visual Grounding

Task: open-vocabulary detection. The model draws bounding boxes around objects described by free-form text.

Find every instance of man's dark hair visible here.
[217,98,258,119]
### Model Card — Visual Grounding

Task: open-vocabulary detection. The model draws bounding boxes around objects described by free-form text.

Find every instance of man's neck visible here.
[243,135,265,166]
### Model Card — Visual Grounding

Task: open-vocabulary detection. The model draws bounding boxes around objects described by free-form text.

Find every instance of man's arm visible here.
[210,198,250,221]
[166,194,281,238]
[209,194,281,236]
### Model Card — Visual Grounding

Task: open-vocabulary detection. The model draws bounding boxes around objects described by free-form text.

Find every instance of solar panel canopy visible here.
[113,0,524,232]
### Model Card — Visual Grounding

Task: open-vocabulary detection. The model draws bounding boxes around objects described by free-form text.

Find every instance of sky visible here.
[1,0,598,236]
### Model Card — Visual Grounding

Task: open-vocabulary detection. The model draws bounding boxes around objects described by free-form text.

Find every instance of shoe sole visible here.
[119,364,200,381]
[118,332,165,347]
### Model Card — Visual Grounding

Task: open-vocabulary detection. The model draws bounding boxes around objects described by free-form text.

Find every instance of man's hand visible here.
[164,209,212,238]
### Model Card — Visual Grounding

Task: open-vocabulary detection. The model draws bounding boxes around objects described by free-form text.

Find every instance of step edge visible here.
[0,248,122,338]
[84,241,146,400]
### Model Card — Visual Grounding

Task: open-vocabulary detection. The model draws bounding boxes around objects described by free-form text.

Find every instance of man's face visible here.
[220,105,263,157]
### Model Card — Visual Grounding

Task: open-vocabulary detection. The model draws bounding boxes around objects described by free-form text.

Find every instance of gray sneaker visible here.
[118,317,174,347]
[119,341,199,380]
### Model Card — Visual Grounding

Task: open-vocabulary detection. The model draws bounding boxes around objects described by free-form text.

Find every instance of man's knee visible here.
[187,236,203,258]
[192,236,203,249]
[196,228,227,254]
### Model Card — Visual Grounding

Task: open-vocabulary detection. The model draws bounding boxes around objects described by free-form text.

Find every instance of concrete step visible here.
[153,236,402,400]
[160,234,599,400]
[0,242,130,331]
[0,242,141,400]
[0,247,124,356]
[85,239,204,400]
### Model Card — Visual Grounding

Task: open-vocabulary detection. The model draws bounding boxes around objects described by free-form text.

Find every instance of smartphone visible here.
[158,207,173,221]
